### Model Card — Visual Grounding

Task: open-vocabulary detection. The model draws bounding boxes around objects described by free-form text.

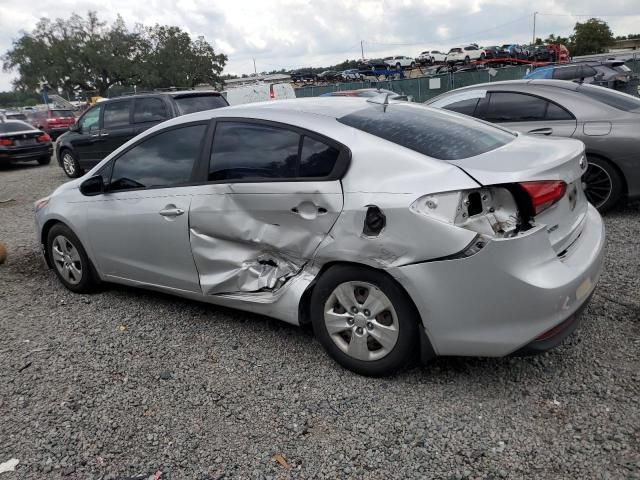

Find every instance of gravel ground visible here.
[1,161,639,480]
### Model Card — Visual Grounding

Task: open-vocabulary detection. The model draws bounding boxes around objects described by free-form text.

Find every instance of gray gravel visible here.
[1,161,639,480]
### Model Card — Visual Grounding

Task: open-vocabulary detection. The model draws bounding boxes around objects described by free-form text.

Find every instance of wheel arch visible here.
[41,219,64,268]
[585,151,628,196]
[298,260,436,361]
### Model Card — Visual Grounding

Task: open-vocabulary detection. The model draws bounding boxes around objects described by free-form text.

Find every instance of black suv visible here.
[56,91,228,177]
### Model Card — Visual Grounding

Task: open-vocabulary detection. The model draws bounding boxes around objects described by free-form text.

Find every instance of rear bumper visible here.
[0,145,52,162]
[393,204,605,357]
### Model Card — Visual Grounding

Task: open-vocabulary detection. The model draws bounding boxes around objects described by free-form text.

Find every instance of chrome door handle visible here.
[528,127,553,136]
[159,207,185,217]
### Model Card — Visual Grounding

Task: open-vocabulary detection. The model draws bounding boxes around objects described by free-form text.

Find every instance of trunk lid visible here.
[448,134,589,254]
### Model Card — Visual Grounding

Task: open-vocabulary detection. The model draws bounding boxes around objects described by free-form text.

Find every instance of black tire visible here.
[310,265,420,376]
[410,61,416,69]
[583,156,623,213]
[37,155,51,165]
[395,62,401,70]
[464,56,470,64]
[480,52,486,60]
[47,223,98,293]
[60,148,83,178]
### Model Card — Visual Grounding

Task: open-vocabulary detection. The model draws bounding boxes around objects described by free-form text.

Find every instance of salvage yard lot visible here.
[1,162,639,479]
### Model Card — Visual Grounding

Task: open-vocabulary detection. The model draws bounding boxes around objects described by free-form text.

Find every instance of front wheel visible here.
[480,52,486,60]
[464,56,470,64]
[410,62,416,69]
[310,265,419,376]
[47,224,97,293]
[582,156,623,213]
[60,149,83,178]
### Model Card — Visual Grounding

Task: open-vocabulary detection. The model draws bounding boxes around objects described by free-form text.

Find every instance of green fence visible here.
[294,60,640,102]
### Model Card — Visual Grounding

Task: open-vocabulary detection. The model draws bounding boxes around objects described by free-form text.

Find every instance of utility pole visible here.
[361,40,365,60]
[532,11,538,45]
[253,58,257,74]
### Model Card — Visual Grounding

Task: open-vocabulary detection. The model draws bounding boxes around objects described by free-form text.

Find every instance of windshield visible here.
[50,110,74,118]
[576,84,640,113]
[338,104,514,160]
[0,120,35,133]
[174,94,228,115]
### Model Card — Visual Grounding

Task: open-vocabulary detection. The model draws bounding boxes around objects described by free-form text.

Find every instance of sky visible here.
[0,0,639,91]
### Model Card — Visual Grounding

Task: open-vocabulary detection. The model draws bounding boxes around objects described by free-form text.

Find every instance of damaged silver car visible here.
[35,98,605,376]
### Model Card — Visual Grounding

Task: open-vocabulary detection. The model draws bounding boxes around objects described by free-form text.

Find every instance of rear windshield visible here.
[0,121,34,133]
[338,104,514,160]
[174,94,228,115]
[576,84,640,113]
[50,110,74,118]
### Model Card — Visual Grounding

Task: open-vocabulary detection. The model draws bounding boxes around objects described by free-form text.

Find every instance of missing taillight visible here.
[466,191,483,217]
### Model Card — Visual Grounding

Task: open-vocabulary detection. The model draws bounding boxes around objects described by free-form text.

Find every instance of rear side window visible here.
[300,136,339,177]
[109,124,206,191]
[441,97,480,116]
[482,93,572,122]
[103,101,131,129]
[338,104,514,161]
[576,84,640,112]
[209,122,340,181]
[133,98,168,123]
[209,122,298,180]
[174,95,228,115]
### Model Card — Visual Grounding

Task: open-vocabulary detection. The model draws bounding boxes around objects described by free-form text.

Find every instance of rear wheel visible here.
[582,156,623,213]
[464,56,470,64]
[395,62,402,70]
[37,155,51,165]
[61,149,82,178]
[47,224,97,293]
[311,265,419,376]
[410,61,416,69]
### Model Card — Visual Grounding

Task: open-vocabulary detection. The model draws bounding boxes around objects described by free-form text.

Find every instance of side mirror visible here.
[69,123,80,132]
[80,175,104,196]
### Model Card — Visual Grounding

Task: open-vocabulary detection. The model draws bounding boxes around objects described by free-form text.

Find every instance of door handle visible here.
[100,132,109,137]
[159,207,185,217]
[528,127,553,136]
[291,202,328,220]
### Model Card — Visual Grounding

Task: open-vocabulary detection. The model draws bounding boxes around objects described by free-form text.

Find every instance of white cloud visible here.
[1,0,639,90]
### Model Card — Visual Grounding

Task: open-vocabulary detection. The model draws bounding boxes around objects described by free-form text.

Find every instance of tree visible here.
[570,18,614,56]
[2,11,227,96]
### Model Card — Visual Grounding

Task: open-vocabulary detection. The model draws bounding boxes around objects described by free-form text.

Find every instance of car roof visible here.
[438,79,581,92]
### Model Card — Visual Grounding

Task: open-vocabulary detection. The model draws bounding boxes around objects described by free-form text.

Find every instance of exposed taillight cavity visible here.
[0,139,13,146]
[411,186,522,239]
[37,133,51,142]
[519,181,567,215]
[269,84,275,99]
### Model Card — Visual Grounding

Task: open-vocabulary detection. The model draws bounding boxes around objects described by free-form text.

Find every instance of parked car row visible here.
[0,118,53,166]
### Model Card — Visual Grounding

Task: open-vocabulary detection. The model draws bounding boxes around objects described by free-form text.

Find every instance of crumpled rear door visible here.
[189,181,343,295]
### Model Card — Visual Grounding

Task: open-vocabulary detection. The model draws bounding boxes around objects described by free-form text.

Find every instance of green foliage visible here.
[2,11,227,96]
[570,18,614,56]
[0,90,41,108]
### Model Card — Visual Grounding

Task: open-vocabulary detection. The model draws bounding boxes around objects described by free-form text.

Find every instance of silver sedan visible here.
[35,98,605,376]
[426,80,640,212]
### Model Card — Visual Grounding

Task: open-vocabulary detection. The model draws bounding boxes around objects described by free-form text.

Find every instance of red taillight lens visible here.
[37,133,51,142]
[269,84,275,99]
[519,181,567,215]
[0,139,13,146]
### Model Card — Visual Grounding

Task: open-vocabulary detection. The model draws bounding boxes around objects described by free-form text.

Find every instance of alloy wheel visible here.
[583,163,612,209]
[323,281,399,362]
[62,153,76,176]
[51,235,83,285]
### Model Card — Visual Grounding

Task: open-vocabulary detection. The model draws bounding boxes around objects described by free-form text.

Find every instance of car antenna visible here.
[366,93,392,112]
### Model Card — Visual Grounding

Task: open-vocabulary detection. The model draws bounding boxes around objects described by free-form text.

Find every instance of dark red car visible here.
[29,109,76,139]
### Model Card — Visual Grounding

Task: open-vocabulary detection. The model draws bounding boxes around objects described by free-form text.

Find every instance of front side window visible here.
[109,124,206,191]
[482,93,548,122]
[78,107,101,133]
[103,101,131,129]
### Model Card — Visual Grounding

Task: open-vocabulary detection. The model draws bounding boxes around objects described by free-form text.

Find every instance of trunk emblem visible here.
[579,156,586,169]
